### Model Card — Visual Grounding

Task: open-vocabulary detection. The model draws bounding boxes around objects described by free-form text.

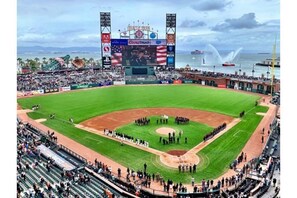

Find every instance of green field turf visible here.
[17,84,267,183]
[18,85,259,123]
[116,116,213,152]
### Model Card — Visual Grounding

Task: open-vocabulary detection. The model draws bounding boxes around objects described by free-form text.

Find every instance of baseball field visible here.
[17,84,268,183]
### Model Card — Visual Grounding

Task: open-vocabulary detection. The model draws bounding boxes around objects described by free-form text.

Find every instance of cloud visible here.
[18,33,56,43]
[179,20,206,28]
[191,0,232,11]
[61,28,86,34]
[211,13,263,32]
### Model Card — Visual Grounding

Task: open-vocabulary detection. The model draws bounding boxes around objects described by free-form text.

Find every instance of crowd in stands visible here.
[203,123,227,141]
[155,69,182,81]
[17,68,125,91]
[17,120,123,198]
[178,69,280,83]
[135,117,150,126]
[175,116,189,124]
[270,92,280,106]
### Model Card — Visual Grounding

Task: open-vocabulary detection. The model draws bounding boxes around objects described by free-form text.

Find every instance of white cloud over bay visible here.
[17,0,280,52]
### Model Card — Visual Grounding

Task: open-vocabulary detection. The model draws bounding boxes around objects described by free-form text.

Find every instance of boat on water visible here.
[191,50,204,55]
[255,57,280,67]
[222,62,235,66]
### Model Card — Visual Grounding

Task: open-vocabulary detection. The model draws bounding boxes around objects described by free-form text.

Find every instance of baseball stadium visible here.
[16,13,281,198]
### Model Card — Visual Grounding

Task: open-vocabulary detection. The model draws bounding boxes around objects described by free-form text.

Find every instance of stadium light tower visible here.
[100,12,112,68]
[166,13,176,69]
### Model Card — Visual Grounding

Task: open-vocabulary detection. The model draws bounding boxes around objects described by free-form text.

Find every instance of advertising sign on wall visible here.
[173,80,182,84]
[44,87,59,94]
[59,86,71,92]
[113,81,126,85]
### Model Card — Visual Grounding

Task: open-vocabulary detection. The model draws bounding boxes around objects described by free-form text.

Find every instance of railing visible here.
[59,144,88,164]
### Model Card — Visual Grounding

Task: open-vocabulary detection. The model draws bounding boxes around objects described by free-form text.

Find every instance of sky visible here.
[17,0,280,52]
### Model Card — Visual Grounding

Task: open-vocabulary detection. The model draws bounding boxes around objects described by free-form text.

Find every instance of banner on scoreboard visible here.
[102,56,112,67]
[102,43,111,56]
[111,39,128,46]
[101,33,111,43]
[166,34,175,44]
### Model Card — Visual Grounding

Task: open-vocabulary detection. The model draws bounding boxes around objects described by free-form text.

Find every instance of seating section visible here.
[17,121,122,198]
[221,118,280,198]
[17,68,125,92]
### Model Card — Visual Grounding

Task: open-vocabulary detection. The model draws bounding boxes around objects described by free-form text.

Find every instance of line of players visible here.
[134,116,190,126]
[203,123,227,141]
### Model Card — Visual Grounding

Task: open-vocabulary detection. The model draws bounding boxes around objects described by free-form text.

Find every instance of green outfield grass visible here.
[18,85,259,123]
[116,116,213,152]
[17,84,267,183]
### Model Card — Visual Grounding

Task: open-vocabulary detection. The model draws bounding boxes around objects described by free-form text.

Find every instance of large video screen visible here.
[111,44,167,67]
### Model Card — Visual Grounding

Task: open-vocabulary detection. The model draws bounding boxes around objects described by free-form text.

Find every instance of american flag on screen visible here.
[156,46,167,65]
[111,45,122,67]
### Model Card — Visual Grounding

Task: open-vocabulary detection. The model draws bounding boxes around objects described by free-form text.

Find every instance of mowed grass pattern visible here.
[42,105,267,183]
[18,85,259,123]
[17,85,267,183]
[116,116,213,152]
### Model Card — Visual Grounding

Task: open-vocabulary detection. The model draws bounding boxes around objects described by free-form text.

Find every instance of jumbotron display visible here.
[111,39,167,67]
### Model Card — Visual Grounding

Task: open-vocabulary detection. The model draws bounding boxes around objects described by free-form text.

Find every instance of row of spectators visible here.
[17,68,125,91]
[155,69,182,81]
[178,69,280,83]
[203,123,227,141]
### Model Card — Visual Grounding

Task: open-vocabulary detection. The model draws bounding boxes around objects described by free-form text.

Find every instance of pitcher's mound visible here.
[167,150,187,156]
[156,127,175,135]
